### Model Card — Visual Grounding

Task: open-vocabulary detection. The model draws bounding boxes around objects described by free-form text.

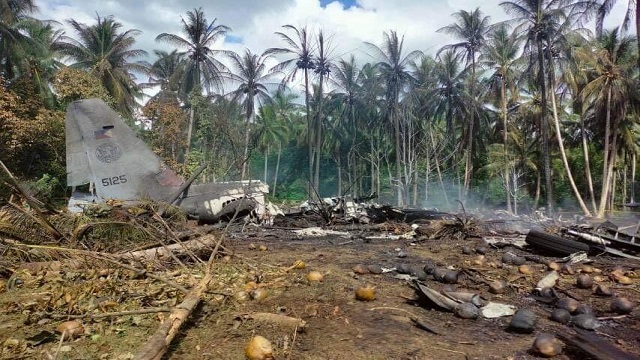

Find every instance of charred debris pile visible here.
[1,168,640,359]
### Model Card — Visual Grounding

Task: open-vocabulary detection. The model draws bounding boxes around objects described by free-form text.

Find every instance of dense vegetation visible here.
[1,0,638,218]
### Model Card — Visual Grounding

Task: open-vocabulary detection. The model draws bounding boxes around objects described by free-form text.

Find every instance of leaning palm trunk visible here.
[548,64,591,216]
[273,143,281,196]
[597,87,614,217]
[580,113,597,212]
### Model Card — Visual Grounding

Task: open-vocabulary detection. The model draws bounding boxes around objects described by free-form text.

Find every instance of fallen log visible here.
[118,234,219,262]
[133,236,222,360]
[525,229,590,256]
[556,329,640,360]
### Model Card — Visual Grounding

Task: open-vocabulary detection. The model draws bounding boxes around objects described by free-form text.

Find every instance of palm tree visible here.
[481,24,524,213]
[331,55,362,197]
[0,0,37,79]
[579,28,636,217]
[438,8,491,201]
[156,7,231,159]
[429,49,469,158]
[311,30,333,191]
[365,30,422,206]
[18,19,64,106]
[500,0,574,212]
[141,49,185,100]
[224,49,277,178]
[56,14,147,116]
[266,24,316,196]
[257,89,297,195]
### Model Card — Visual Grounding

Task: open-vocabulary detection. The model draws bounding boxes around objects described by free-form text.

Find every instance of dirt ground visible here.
[1,214,639,360]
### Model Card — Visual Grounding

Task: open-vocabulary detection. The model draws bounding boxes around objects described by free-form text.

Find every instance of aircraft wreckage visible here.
[65,98,273,223]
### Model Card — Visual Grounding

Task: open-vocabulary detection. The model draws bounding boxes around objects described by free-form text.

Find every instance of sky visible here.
[34,0,631,94]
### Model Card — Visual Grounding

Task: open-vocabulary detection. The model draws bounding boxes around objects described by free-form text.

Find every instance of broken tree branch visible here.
[133,235,223,360]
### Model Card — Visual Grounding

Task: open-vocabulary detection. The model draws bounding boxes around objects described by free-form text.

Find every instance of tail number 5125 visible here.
[101,175,127,187]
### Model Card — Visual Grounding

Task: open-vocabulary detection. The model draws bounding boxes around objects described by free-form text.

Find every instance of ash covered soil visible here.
[1,213,639,360]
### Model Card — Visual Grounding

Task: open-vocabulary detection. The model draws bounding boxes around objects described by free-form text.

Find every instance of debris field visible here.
[0,200,639,360]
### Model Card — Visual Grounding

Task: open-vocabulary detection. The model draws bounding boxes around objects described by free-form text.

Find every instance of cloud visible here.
[34,0,631,97]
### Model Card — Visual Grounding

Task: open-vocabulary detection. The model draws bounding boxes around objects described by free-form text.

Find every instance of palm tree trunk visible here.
[337,155,342,196]
[314,76,324,192]
[241,94,254,179]
[184,107,195,162]
[537,38,553,212]
[393,103,403,207]
[580,113,597,212]
[273,142,281,197]
[435,154,450,208]
[350,105,358,198]
[305,68,312,197]
[548,60,592,216]
[631,151,637,204]
[463,55,477,202]
[501,78,512,213]
[264,144,269,183]
[597,87,613,217]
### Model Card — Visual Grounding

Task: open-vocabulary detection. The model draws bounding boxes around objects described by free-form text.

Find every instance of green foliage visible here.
[32,173,61,199]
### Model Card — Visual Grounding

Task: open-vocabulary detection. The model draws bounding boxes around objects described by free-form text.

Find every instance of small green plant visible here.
[33,173,60,199]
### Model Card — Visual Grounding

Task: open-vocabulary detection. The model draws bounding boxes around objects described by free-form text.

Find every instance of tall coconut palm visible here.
[258,89,297,195]
[311,30,333,191]
[365,30,422,206]
[438,8,491,201]
[481,24,524,213]
[429,49,469,157]
[266,25,316,196]
[579,28,636,217]
[156,7,231,159]
[56,14,147,116]
[500,0,574,212]
[224,49,277,178]
[331,55,363,197]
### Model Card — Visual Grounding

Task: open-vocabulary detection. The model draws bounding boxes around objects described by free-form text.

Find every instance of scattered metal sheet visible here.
[292,227,351,238]
[480,302,517,318]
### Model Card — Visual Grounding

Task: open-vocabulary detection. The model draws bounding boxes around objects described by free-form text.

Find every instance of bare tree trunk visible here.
[435,155,450,208]
[597,87,614,218]
[273,143,281,197]
[184,107,195,162]
[337,155,342,196]
[548,65,592,216]
[580,113,597,212]
[305,69,312,198]
[314,70,327,193]
[501,79,512,214]
[463,55,477,203]
[537,38,553,212]
[631,151,637,204]
[264,144,269,183]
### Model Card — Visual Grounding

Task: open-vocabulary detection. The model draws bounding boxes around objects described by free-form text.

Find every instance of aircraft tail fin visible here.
[65,98,183,202]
